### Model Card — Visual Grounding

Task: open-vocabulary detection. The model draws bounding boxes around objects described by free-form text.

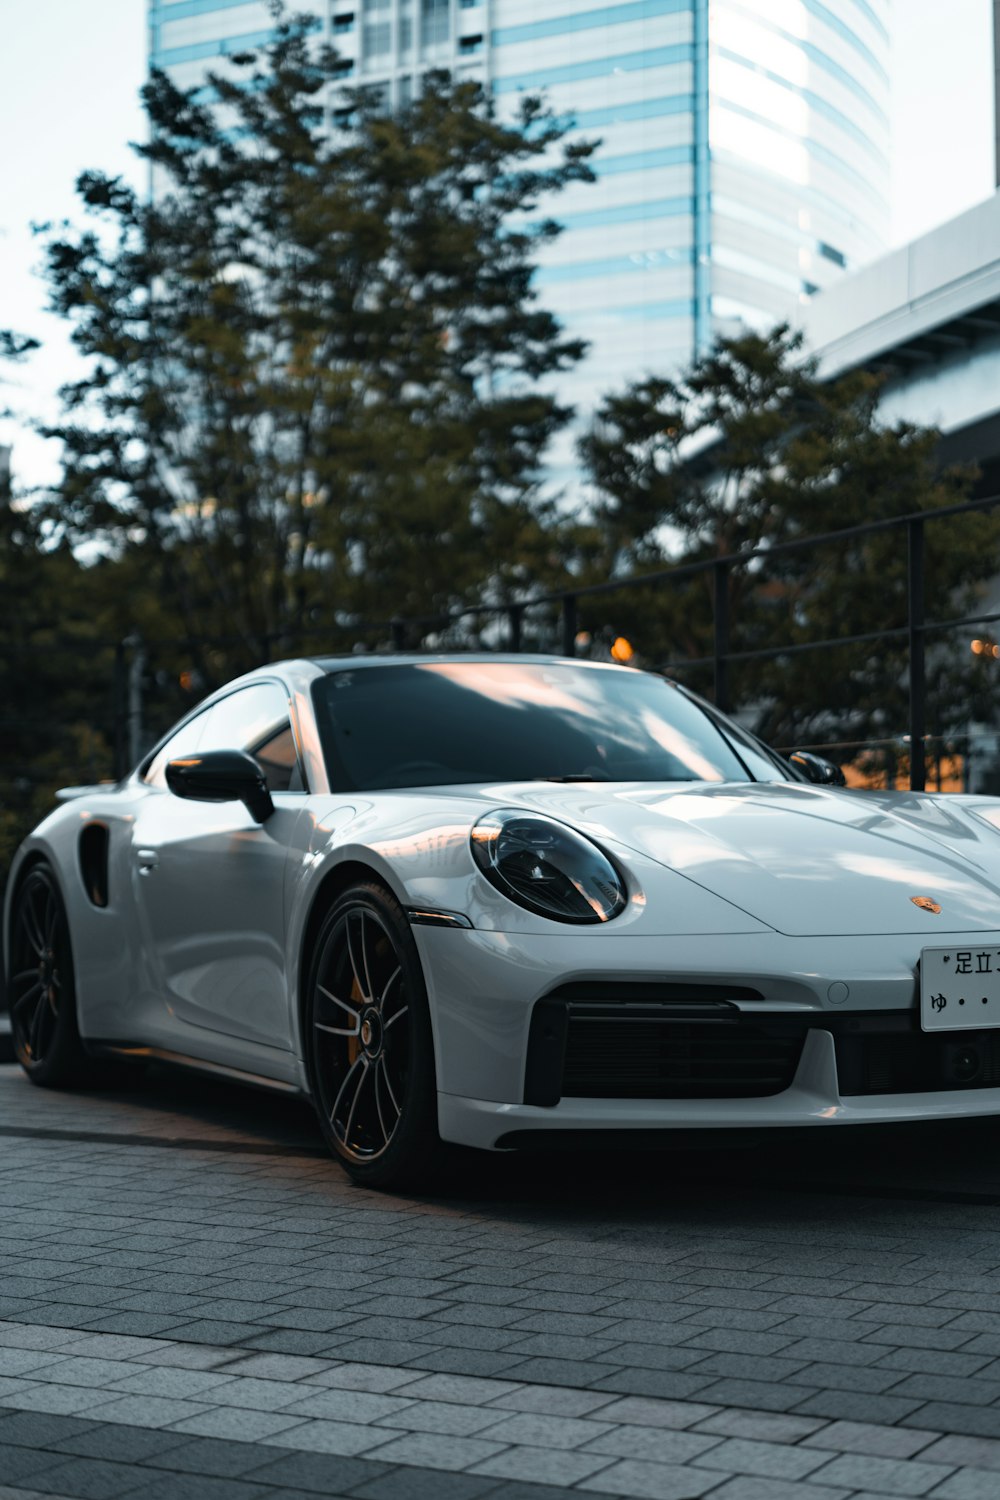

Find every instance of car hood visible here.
[474,781,1000,937]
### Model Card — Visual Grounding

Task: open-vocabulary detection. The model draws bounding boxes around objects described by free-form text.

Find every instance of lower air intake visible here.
[524,995,807,1104]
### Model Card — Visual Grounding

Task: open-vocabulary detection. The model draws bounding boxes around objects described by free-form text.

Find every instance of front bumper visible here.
[438,1030,1000,1149]
[416,926,1000,1149]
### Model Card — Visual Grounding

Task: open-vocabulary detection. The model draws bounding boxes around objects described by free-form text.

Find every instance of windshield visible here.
[311,661,771,790]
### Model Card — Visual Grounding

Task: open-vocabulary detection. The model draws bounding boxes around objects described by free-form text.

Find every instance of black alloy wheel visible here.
[305,881,440,1188]
[8,864,86,1086]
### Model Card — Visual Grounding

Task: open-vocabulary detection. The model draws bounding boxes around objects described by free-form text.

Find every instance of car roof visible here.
[305,653,633,673]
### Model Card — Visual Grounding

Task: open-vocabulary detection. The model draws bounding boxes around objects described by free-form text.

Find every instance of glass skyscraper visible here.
[150,0,890,420]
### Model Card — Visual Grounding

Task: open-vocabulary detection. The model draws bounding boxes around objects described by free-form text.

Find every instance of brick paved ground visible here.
[5,1065,1000,1497]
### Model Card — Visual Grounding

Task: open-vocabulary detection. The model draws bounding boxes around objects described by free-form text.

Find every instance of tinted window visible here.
[682,693,792,783]
[197,683,304,792]
[311,662,751,790]
[143,709,212,789]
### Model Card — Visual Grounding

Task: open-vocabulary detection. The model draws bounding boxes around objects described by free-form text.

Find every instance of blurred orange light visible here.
[972,640,984,655]
[610,636,635,664]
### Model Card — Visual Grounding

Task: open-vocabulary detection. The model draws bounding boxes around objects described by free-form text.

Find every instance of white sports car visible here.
[7,654,1000,1187]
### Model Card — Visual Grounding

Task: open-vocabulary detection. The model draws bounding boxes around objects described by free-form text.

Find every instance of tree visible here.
[36,5,595,680]
[579,325,1000,767]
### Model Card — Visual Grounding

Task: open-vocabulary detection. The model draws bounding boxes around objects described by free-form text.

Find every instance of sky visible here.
[0,0,996,488]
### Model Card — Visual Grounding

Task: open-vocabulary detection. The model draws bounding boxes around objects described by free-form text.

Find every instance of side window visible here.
[143,709,212,789]
[197,683,305,793]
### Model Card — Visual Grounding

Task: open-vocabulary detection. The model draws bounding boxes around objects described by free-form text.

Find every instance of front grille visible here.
[562,1015,806,1099]
[524,995,807,1104]
[836,1027,1000,1095]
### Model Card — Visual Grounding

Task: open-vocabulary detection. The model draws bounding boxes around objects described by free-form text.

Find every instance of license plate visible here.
[921,946,1000,1031]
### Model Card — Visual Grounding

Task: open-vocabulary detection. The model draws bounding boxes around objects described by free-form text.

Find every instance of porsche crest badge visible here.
[911,896,942,914]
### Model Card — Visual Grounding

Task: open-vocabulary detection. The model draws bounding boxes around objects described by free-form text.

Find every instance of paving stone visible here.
[327,1338,432,1366]
[107,1365,238,1400]
[130,1473,271,1500]
[488,1388,617,1418]
[0,1327,73,1353]
[576,1457,722,1498]
[795,1390,929,1425]
[685,1352,817,1384]
[281,1387,417,1424]
[401,1348,527,1379]
[24,1456,150,1498]
[903,1405,1000,1440]
[50,1423,188,1465]
[691,1434,831,1480]
[0,1409,97,1447]
[807,1451,961,1495]
[601,1344,719,1374]
[72,1394,216,1429]
[474,1411,615,1450]
[0,1447,68,1486]
[890,1375,1000,1408]
[0,1381,120,1417]
[348,1467,499,1500]
[58,1335,169,1362]
[685,1308,790,1333]
[928,1470,1000,1499]
[156,1319,271,1345]
[861,1327,979,1353]
[801,1420,943,1459]
[467,1445,617,1488]
[688,1378,819,1413]
[85,1313,190,1338]
[692,1410,827,1443]
[217,1354,333,1382]
[592,1397,721,1430]
[245,1331,339,1357]
[261,1418,398,1456]
[791,1361,912,1394]
[166,1406,310,1442]
[701,1480,852,1500]
[307,1364,425,1395]
[360,1430,512,1471]
[0,1349,68,1378]
[919,1435,1000,1471]
[580,1423,722,1466]
[875,1350,995,1380]
[373,1399,513,1437]
[392,1374,523,1406]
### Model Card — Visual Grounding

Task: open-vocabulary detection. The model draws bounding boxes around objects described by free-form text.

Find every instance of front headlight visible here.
[470,808,627,924]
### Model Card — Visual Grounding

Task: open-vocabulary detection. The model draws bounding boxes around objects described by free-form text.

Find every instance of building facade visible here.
[150,0,890,420]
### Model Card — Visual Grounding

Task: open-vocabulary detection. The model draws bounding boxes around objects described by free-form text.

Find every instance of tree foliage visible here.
[36,6,595,674]
[579,326,1000,761]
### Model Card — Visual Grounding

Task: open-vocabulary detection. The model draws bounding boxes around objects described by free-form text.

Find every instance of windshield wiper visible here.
[537,773,612,782]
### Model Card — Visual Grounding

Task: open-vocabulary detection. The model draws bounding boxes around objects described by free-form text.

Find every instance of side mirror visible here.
[166,749,275,823]
[788,750,847,788]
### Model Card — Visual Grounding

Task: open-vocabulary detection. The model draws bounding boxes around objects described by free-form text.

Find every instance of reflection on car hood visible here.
[467,781,1000,937]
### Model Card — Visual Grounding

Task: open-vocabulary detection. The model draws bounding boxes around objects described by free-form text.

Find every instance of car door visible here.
[130,680,307,1053]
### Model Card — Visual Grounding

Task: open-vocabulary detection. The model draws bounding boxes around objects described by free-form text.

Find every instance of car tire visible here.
[304,880,443,1189]
[7,863,89,1088]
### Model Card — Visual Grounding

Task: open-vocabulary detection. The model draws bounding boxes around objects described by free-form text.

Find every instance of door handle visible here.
[136,848,159,875]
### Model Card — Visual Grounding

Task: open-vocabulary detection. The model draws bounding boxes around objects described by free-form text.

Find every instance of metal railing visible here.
[378,493,1000,793]
[5,494,1000,809]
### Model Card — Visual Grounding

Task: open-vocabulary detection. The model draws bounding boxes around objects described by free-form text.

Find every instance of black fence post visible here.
[390,618,406,652]
[908,517,926,792]
[508,605,522,652]
[562,596,577,658]
[112,640,127,781]
[713,560,730,712]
